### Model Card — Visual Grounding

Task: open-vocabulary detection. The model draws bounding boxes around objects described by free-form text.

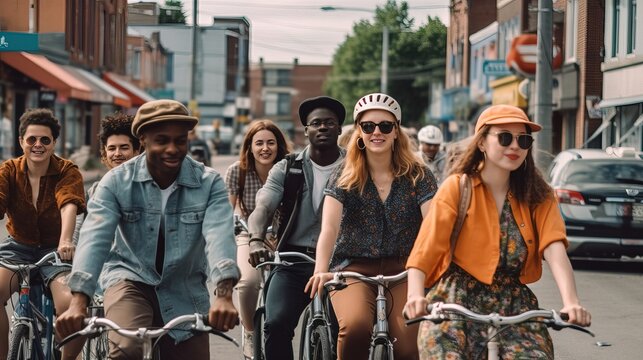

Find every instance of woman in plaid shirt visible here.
[225,119,290,359]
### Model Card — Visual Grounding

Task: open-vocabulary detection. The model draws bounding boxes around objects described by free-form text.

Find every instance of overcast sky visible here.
[130,0,450,65]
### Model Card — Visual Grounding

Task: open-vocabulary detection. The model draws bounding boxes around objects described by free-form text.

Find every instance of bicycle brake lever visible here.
[209,329,239,347]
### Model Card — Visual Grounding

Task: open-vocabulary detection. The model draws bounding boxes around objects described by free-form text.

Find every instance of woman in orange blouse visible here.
[405,105,591,359]
[0,109,86,360]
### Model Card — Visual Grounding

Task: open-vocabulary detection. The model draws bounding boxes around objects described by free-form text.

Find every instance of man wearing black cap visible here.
[247,96,345,360]
[57,100,240,359]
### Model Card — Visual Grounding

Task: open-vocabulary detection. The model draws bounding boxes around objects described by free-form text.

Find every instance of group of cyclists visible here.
[0,94,591,360]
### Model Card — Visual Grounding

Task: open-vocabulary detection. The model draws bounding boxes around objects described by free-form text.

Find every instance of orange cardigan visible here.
[406,174,567,288]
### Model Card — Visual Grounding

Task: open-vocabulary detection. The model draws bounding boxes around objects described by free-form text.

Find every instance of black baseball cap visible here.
[298,96,346,126]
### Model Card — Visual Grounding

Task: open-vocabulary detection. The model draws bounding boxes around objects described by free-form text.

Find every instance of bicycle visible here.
[0,251,71,360]
[404,302,595,360]
[255,251,335,360]
[324,270,408,360]
[56,313,238,360]
[81,294,108,360]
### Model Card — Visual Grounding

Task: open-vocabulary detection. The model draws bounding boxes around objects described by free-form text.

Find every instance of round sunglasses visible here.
[25,136,53,146]
[359,121,396,134]
[488,131,534,150]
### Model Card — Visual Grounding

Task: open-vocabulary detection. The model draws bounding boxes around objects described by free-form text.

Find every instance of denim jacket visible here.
[68,154,240,340]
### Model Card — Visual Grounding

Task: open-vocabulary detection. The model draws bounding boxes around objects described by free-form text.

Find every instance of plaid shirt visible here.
[0,155,86,247]
[225,161,263,218]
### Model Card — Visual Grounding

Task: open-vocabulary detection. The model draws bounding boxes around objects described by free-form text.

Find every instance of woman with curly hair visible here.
[404,104,591,359]
[224,119,290,359]
[306,93,437,359]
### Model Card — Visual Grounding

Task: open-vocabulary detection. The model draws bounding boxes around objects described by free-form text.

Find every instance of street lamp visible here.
[321,6,389,94]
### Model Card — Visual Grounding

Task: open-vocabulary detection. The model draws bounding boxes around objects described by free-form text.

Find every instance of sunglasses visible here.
[25,136,53,146]
[359,121,396,134]
[489,131,534,150]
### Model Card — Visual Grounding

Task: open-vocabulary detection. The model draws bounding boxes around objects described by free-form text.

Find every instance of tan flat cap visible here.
[132,99,199,136]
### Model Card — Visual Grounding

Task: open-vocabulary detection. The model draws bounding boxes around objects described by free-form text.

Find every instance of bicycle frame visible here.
[1,252,68,360]
[325,270,408,360]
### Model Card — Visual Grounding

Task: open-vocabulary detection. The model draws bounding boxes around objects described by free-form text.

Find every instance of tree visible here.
[324,0,447,127]
[159,0,187,24]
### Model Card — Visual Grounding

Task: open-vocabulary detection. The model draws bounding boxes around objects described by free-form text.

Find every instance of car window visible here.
[563,160,643,185]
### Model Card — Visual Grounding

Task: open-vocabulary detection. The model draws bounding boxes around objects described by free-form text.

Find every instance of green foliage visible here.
[159,0,187,24]
[324,0,447,127]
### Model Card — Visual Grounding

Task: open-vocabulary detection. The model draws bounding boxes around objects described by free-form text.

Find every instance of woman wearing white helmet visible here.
[305,93,438,359]
[417,125,447,183]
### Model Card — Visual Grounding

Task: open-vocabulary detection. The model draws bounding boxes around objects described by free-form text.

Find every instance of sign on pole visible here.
[482,60,511,76]
[0,32,39,52]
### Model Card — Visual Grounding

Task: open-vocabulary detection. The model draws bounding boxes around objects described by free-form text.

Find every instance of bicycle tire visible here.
[82,332,109,360]
[8,323,31,360]
[310,325,333,360]
[370,343,389,360]
[298,306,311,360]
[253,306,266,360]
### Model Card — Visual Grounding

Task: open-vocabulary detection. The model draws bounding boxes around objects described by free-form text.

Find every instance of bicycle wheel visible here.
[82,332,109,360]
[298,307,311,360]
[253,306,266,360]
[370,343,389,360]
[8,323,31,360]
[310,325,333,360]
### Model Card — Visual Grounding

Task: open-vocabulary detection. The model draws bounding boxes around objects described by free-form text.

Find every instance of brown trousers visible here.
[103,280,209,360]
[330,258,419,360]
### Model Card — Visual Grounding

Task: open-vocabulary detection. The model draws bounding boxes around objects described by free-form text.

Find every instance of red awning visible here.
[0,52,92,101]
[103,72,155,106]
[63,66,132,107]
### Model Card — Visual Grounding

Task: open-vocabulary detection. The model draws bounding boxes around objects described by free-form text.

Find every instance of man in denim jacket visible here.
[57,100,240,359]
[247,96,345,360]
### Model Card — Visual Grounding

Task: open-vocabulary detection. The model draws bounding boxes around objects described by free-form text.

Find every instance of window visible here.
[612,0,621,57]
[131,50,141,80]
[264,92,291,116]
[628,0,637,53]
[565,0,578,61]
[263,69,291,87]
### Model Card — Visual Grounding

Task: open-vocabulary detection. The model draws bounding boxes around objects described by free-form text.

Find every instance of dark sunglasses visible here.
[489,131,534,150]
[359,121,396,134]
[25,136,53,146]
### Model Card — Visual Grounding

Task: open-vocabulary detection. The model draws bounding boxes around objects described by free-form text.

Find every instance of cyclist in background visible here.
[247,96,345,360]
[417,125,446,183]
[306,93,436,360]
[225,119,290,359]
[0,108,86,360]
[57,100,240,359]
[405,105,591,359]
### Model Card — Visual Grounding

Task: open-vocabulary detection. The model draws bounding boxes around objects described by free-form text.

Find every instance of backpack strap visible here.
[450,174,472,258]
[274,153,305,249]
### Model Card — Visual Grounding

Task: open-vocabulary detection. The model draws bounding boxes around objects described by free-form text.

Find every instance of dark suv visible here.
[547,148,643,259]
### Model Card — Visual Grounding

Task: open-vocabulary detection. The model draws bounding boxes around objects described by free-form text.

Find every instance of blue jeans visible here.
[263,260,314,360]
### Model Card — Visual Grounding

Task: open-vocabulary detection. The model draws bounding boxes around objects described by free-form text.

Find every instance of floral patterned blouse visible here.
[325,165,437,270]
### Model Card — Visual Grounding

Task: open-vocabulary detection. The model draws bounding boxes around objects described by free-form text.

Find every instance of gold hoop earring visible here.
[357,137,366,150]
[477,151,486,172]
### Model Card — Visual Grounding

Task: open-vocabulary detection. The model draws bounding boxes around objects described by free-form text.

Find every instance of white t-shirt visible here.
[159,181,178,230]
[310,157,342,211]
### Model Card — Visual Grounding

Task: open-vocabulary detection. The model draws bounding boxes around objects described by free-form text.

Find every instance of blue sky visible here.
[129,0,450,65]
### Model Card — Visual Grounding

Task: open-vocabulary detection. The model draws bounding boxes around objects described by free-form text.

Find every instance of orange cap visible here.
[474,105,542,134]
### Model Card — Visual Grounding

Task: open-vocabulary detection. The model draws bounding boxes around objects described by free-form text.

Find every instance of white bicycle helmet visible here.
[418,125,443,145]
[353,93,402,122]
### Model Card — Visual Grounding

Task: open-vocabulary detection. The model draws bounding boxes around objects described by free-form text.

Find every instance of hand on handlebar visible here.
[248,240,273,267]
[55,295,89,340]
[403,295,429,320]
[304,272,333,299]
[559,303,591,327]
[57,241,76,261]
[209,297,239,332]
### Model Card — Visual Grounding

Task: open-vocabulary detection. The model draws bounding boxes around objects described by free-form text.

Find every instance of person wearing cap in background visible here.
[405,104,591,358]
[57,99,240,359]
[246,96,345,360]
[305,93,437,359]
[417,125,447,183]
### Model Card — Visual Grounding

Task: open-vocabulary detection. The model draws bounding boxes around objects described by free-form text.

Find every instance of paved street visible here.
[1,154,641,359]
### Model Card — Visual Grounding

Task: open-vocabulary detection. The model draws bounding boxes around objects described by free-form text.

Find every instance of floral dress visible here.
[418,198,554,360]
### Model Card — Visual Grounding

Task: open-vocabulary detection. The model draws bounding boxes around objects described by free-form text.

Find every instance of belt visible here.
[282,245,316,256]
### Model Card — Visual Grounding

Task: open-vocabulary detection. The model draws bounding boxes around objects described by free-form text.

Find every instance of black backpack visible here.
[272,153,305,249]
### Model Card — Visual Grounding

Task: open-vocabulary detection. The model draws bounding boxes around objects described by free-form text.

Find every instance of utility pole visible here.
[534,0,553,168]
[190,0,198,101]
[381,26,389,94]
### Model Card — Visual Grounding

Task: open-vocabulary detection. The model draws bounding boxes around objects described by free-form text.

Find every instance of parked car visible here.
[547,147,643,259]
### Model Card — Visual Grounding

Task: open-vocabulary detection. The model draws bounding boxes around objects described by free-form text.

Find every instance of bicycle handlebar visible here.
[404,302,594,337]
[57,313,238,349]
[324,270,408,291]
[0,251,71,272]
[254,251,315,269]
